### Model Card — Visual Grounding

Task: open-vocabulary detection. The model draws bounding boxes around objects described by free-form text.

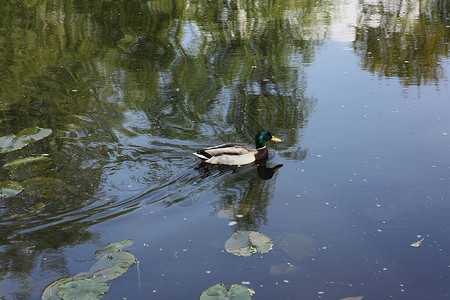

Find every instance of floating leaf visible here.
[42,241,137,300]
[341,297,363,300]
[23,177,69,199]
[0,127,52,153]
[0,134,16,153]
[0,181,23,198]
[56,278,109,300]
[42,277,72,300]
[200,283,254,300]
[225,231,272,257]
[3,156,52,170]
[277,233,316,262]
[410,238,424,248]
[16,127,53,143]
[84,249,137,282]
[95,239,134,255]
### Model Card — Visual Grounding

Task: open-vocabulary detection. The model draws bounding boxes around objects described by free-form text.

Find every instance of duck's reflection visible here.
[256,159,283,180]
[191,156,284,230]
[195,159,283,180]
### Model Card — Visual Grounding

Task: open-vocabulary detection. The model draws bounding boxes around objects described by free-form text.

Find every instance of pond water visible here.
[1,0,449,299]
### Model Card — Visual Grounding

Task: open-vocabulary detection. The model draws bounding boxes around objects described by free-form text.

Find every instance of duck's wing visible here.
[203,143,254,155]
[193,143,257,165]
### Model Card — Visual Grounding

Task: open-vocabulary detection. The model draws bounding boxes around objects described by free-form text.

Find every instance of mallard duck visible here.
[193,130,282,166]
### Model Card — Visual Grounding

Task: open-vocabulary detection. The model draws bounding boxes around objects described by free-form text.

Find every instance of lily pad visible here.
[42,277,72,300]
[200,283,254,300]
[0,181,23,198]
[84,249,137,282]
[3,156,52,170]
[0,134,16,153]
[0,127,52,153]
[56,278,109,300]
[225,231,272,257]
[16,126,53,140]
[42,240,137,300]
[95,239,134,255]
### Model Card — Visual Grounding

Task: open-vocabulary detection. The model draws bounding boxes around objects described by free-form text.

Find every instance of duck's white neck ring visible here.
[256,146,267,151]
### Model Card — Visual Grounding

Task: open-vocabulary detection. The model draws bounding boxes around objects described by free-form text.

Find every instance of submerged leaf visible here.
[56,278,109,300]
[225,231,272,257]
[23,177,69,199]
[26,202,46,216]
[200,283,254,300]
[277,233,316,262]
[3,156,52,170]
[0,181,23,198]
[269,264,301,275]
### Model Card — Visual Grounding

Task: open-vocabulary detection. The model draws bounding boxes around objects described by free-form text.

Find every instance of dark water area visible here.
[0,0,449,299]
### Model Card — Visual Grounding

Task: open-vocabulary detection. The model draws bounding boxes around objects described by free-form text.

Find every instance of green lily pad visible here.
[3,156,52,170]
[0,127,52,153]
[16,126,52,141]
[95,239,134,255]
[225,231,273,257]
[42,241,137,300]
[0,181,23,198]
[200,283,254,300]
[84,249,137,282]
[42,277,72,300]
[56,278,109,300]
[0,134,15,152]
[23,177,69,199]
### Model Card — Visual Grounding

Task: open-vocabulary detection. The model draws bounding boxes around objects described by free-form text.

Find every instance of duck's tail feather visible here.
[193,150,212,160]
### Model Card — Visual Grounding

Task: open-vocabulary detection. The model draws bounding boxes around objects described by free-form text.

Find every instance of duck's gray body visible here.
[193,143,268,166]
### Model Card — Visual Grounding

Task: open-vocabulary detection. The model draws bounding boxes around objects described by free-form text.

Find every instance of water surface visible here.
[0,0,449,299]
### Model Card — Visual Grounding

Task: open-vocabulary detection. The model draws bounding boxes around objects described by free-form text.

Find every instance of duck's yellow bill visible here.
[271,136,282,142]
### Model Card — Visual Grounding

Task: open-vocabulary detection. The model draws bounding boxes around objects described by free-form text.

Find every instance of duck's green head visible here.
[255,130,282,149]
